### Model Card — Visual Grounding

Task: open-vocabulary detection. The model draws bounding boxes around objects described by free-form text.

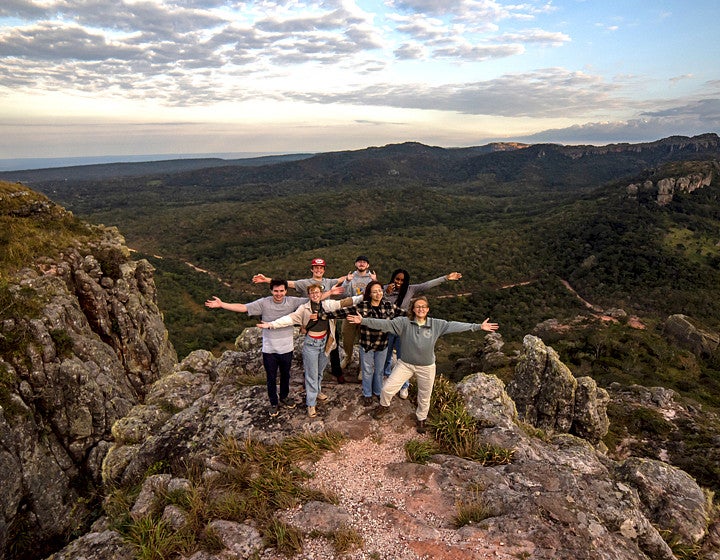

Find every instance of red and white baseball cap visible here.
[310,258,326,267]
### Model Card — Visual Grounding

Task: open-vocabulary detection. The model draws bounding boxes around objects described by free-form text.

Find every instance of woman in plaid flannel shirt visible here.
[321,281,405,405]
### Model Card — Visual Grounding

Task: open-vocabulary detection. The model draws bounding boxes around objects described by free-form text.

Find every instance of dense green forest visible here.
[12,135,720,411]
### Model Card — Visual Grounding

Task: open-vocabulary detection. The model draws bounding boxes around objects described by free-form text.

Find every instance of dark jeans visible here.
[329,323,343,377]
[263,351,293,406]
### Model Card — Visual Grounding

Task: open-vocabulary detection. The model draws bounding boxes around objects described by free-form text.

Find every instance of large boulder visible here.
[507,335,610,443]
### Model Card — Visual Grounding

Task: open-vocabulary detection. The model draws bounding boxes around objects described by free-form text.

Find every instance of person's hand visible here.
[252,273,271,284]
[385,283,395,294]
[257,322,271,329]
[370,270,377,281]
[446,272,462,281]
[346,271,354,282]
[329,285,345,296]
[205,296,222,308]
[347,313,362,324]
[481,318,499,332]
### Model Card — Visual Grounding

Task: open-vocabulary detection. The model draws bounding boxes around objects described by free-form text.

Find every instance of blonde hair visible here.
[307,283,324,294]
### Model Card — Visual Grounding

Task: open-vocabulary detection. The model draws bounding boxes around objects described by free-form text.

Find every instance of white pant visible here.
[381,359,436,421]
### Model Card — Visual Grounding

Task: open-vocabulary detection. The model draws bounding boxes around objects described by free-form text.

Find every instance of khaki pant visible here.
[381,359,436,421]
[341,319,359,363]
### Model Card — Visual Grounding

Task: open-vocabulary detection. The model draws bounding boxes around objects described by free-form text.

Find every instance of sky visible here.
[1,0,719,162]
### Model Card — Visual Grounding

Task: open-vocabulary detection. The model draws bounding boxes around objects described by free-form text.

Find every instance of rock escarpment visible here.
[1,225,176,559]
[64,328,717,560]
[626,163,715,205]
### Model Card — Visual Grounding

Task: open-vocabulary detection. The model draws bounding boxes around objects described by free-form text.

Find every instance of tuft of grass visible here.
[453,489,498,528]
[126,516,183,560]
[471,443,515,466]
[428,374,515,465]
[264,518,304,555]
[405,438,441,464]
[330,525,363,553]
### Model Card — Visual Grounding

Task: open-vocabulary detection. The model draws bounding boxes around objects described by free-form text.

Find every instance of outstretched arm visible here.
[252,274,296,289]
[205,296,248,313]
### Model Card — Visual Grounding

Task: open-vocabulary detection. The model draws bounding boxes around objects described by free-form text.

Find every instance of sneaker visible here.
[372,405,389,419]
[268,405,279,417]
[399,387,409,399]
[317,392,328,401]
[280,397,296,409]
[357,372,363,381]
[363,396,373,407]
[307,406,317,418]
[416,419,427,434]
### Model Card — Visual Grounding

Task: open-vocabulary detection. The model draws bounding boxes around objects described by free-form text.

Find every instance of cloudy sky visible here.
[1,0,719,161]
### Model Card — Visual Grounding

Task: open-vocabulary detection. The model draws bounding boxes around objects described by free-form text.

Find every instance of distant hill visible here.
[0,152,314,183]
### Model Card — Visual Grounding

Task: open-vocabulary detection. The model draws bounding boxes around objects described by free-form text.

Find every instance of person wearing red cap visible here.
[253,259,347,381]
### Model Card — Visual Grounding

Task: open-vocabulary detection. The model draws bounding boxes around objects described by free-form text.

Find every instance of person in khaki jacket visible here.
[258,284,361,418]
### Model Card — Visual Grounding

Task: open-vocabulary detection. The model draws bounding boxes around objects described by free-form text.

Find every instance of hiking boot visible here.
[363,396,373,407]
[373,405,389,419]
[416,419,426,434]
[317,392,328,401]
[399,387,409,399]
[336,374,346,384]
[307,406,317,418]
[280,396,296,409]
[268,405,279,417]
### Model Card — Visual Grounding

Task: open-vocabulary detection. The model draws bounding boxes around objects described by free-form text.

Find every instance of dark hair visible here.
[389,268,410,307]
[269,278,288,290]
[363,280,383,302]
[407,296,429,321]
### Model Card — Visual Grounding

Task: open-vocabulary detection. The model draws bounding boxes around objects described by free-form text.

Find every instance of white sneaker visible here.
[307,406,317,418]
[317,392,328,401]
[399,387,409,399]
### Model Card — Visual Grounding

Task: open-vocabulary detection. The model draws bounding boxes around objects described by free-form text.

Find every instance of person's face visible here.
[369,284,384,304]
[271,285,287,302]
[308,287,323,302]
[413,300,429,320]
[356,260,369,272]
[393,272,405,289]
[311,265,325,278]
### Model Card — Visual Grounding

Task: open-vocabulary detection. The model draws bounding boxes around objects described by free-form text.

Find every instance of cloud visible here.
[284,68,621,118]
[518,97,720,144]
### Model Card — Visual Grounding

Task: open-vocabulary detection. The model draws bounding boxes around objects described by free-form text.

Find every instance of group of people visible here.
[205,256,498,433]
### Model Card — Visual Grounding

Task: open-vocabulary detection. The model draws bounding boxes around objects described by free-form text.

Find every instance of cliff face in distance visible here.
[1,181,176,559]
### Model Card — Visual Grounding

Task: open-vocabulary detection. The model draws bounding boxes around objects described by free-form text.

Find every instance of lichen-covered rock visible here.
[1,226,176,558]
[507,335,609,443]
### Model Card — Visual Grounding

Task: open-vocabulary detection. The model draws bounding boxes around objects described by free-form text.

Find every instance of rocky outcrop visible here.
[507,335,610,444]
[663,313,720,358]
[1,227,176,559]
[626,166,714,205]
[58,352,718,560]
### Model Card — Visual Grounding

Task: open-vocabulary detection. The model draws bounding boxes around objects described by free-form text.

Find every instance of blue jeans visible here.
[383,333,408,391]
[263,351,293,406]
[303,335,329,407]
[360,346,388,398]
